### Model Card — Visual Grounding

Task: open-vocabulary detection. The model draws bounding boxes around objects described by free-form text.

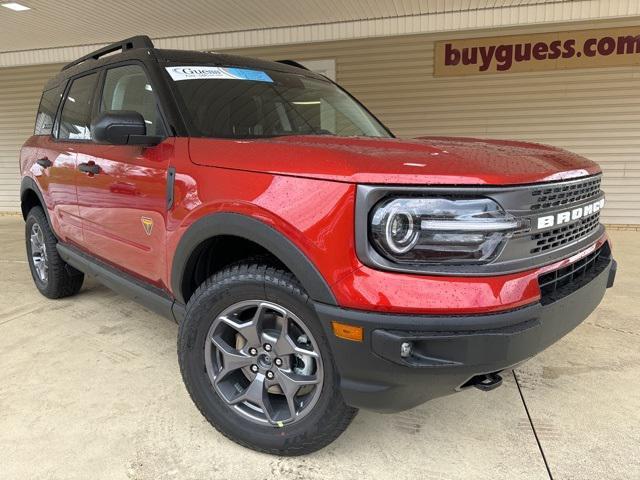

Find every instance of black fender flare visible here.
[171,212,338,306]
[20,177,53,227]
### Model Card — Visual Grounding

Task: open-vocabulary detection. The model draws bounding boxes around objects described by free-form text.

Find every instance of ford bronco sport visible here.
[20,36,616,455]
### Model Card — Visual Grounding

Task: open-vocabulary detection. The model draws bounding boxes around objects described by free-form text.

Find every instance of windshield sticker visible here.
[165,66,273,83]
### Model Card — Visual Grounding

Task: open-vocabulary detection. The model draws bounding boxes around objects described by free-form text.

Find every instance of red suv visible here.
[20,36,616,455]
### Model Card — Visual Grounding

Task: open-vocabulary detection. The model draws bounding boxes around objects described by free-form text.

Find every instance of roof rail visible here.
[61,35,155,71]
[276,60,309,71]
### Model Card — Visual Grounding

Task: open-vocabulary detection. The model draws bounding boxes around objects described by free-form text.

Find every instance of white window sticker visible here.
[165,66,273,83]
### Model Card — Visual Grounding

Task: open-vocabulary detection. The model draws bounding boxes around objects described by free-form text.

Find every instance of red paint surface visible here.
[21,134,605,314]
[330,235,608,314]
[189,135,600,185]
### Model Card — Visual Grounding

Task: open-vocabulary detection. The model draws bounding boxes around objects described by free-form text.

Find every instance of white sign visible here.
[165,66,273,82]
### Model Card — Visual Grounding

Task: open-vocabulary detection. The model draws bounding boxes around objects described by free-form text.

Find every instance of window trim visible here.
[34,84,65,136]
[51,59,170,144]
[329,79,395,139]
[52,69,101,144]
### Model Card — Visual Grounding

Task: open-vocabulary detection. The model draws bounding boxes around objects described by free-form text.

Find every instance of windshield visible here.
[167,65,392,139]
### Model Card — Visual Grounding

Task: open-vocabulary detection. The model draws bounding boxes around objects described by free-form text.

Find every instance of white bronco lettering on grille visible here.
[536,198,604,230]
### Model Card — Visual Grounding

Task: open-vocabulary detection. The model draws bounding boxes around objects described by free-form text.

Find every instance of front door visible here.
[75,63,170,288]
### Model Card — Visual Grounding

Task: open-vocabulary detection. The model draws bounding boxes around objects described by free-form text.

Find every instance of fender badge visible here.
[141,217,154,236]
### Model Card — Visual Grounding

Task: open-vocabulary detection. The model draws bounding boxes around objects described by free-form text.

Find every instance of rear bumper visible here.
[314,255,616,413]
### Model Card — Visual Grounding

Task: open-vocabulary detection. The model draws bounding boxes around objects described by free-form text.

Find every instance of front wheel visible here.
[178,262,357,455]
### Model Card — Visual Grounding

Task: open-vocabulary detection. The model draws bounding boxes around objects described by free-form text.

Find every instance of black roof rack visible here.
[61,35,155,71]
[276,60,309,71]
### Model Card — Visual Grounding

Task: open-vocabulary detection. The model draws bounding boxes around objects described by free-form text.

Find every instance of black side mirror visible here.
[92,111,162,146]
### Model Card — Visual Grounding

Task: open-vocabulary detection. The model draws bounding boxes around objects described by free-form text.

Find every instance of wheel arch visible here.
[171,212,337,306]
[20,177,52,226]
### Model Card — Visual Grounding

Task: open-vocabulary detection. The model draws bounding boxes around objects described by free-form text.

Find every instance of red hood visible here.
[188,135,600,185]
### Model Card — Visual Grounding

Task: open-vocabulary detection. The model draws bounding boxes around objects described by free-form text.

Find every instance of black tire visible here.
[25,206,84,299]
[178,261,357,455]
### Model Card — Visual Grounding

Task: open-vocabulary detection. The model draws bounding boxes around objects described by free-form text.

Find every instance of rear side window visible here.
[100,64,165,136]
[57,73,98,140]
[34,85,63,135]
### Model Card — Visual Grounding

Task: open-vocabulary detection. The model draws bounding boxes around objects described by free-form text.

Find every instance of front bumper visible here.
[314,254,616,413]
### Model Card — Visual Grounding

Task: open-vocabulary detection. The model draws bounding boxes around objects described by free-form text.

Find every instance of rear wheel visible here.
[25,207,84,299]
[178,262,357,455]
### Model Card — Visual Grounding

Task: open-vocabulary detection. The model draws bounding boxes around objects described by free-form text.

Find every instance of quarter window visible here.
[57,73,98,140]
[100,65,164,136]
[34,85,63,136]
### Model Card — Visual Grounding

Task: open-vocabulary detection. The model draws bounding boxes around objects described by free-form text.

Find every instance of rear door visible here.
[39,74,100,244]
[75,63,170,288]
[22,85,74,238]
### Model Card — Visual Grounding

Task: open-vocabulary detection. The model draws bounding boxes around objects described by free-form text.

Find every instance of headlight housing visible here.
[370,197,526,264]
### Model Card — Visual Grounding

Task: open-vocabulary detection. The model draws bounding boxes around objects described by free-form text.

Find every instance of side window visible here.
[34,85,63,135]
[100,65,164,136]
[57,73,98,140]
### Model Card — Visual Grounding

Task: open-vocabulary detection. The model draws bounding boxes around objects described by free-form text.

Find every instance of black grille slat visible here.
[530,212,601,254]
[539,251,599,289]
[526,175,604,255]
[538,244,609,305]
[530,177,601,211]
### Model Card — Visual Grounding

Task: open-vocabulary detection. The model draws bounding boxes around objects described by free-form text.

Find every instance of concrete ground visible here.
[0,215,638,480]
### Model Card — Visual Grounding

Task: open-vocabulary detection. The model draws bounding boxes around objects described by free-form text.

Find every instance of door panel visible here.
[31,76,100,244]
[37,137,83,244]
[75,63,171,288]
[76,142,171,287]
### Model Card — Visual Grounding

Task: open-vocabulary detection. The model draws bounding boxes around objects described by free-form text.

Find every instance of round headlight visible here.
[369,196,525,264]
[385,210,419,253]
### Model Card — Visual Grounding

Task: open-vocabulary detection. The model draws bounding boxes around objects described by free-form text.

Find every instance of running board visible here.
[57,243,184,323]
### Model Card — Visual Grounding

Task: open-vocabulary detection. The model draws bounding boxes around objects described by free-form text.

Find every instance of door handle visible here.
[36,157,52,168]
[78,162,101,175]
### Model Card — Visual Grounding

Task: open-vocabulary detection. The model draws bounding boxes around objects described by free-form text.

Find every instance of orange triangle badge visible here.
[141,216,154,236]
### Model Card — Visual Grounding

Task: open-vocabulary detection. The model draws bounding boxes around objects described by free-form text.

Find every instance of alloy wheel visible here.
[204,300,324,426]
[30,223,48,283]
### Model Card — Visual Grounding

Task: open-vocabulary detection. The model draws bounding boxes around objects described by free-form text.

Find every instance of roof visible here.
[44,36,323,90]
[154,49,323,77]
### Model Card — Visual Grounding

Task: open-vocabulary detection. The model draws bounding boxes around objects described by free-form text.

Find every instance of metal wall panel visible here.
[2,0,640,67]
[0,63,61,211]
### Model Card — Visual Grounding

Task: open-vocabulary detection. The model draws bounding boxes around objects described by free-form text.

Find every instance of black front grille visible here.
[530,212,601,254]
[530,176,601,211]
[355,176,606,276]
[538,243,609,305]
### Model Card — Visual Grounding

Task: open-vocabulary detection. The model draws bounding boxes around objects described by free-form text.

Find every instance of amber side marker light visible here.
[331,321,363,342]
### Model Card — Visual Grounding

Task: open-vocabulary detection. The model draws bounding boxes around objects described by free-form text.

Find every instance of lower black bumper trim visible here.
[313,256,614,413]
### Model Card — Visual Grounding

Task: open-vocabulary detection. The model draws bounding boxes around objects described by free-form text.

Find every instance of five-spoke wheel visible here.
[178,262,357,455]
[205,300,323,426]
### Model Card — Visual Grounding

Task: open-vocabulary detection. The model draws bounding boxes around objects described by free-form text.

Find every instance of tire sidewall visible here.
[24,206,83,299]
[25,208,51,294]
[179,268,345,453]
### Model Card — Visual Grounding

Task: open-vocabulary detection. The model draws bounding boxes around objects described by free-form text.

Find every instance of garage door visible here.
[0,63,61,212]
